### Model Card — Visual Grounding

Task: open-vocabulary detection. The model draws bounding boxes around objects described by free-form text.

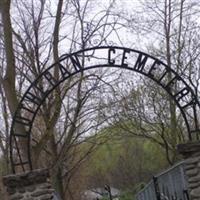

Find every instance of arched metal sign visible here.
[10,46,200,173]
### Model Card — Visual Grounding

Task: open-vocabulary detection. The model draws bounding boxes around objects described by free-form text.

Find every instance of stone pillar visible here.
[178,141,200,200]
[3,169,54,200]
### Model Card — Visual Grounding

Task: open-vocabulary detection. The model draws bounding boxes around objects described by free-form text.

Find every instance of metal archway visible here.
[10,46,200,173]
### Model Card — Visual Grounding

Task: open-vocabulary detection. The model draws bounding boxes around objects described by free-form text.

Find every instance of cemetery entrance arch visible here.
[10,46,200,173]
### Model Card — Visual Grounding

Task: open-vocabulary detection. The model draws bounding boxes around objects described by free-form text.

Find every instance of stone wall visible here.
[3,169,54,200]
[178,141,200,200]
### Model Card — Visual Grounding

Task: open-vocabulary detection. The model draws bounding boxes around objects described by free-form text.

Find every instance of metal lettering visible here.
[108,48,116,65]
[121,49,130,67]
[25,91,42,105]
[32,84,46,96]
[181,98,197,109]
[15,116,31,126]
[165,75,180,89]
[148,60,161,77]
[59,63,71,78]
[70,55,82,71]
[174,88,190,102]
[158,70,169,82]
[20,104,35,114]
[133,53,148,71]
[43,71,57,86]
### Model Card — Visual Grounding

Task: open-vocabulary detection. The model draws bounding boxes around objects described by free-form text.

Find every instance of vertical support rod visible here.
[153,176,161,200]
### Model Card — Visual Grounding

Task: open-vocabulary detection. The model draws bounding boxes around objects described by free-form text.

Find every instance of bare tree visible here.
[105,0,200,165]
[0,0,122,199]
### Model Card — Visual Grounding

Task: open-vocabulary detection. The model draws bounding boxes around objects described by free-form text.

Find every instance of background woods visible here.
[0,0,200,200]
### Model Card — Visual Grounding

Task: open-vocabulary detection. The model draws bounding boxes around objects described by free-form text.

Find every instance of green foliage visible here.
[83,126,168,193]
[119,190,135,200]
[101,197,110,200]
[87,135,167,174]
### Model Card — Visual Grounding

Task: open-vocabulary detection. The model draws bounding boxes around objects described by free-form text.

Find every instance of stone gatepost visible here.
[178,141,200,200]
[3,169,54,200]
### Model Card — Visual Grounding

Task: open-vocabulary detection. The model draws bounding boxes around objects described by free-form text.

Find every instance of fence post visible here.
[153,176,161,200]
[105,184,113,200]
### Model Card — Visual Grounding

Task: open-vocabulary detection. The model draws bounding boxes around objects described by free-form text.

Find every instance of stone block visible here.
[185,163,197,171]
[191,188,200,198]
[178,141,200,200]
[185,168,199,176]
[185,157,200,165]
[177,142,200,157]
[3,169,54,200]
[188,175,200,183]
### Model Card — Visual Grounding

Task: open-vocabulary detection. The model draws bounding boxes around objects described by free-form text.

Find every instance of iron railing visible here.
[135,161,190,200]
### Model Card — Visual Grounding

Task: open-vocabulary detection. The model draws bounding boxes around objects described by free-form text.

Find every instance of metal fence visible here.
[135,161,190,200]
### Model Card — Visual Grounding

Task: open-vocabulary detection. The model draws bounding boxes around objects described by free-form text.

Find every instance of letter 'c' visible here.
[108,48,116,65]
